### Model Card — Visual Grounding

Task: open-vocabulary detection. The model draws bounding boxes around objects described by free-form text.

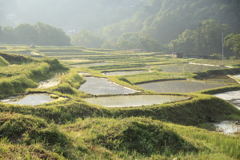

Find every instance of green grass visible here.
[192,58,240,67]
[123,72,186,84]
[159,63,227,73]
[194,67,240,79]
[167,122,240,159]
[0,46,240,159]
[0,56,9,66]
[62,117,198,157]
[0,52,69,98]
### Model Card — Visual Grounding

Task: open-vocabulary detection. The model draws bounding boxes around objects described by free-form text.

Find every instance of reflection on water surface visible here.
[137,80,225,93]
[214,121,240,134]
[102,70,146,76]
[84,95,189,107]
[72,62,115,67]
[0,93,55,105]
[214,90,240,110]
[79,77,138,95]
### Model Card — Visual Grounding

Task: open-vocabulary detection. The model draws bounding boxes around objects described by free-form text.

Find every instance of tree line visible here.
[1,20,239,59]
[168,19,240,59]
[0,22,71,46]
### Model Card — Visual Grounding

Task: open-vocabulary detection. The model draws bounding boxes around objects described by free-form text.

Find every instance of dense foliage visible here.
[0,23,71,46]
[168,19,230,57]
[71,30,103,48]
[101,0,239,43]
[1,0,239,57]
[99,0,240,57]
[225,32,240,59]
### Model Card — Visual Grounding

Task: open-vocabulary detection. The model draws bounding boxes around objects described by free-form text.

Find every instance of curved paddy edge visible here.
[109,94,240,126]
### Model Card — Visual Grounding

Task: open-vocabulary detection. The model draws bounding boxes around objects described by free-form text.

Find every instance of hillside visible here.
[102,0,240,44]
[0,48,240,159]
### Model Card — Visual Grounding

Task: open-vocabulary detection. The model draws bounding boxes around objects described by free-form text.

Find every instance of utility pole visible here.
[222,31,224,65]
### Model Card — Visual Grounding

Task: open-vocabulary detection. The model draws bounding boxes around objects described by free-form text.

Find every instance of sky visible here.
[1,0,147,34]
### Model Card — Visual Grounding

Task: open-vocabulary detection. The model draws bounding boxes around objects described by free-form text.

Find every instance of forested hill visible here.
[101,0,240,44]
[1,0,239,57]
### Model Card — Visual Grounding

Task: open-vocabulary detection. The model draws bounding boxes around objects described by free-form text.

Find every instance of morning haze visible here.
[0,0,240,159]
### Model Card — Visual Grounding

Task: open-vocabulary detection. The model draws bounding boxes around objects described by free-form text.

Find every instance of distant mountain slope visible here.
[101,0,240,44]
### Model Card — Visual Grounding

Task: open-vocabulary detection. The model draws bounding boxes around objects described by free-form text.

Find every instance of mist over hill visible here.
[2,0,239,37]
[0,0,240,58]
[1,0,148,33]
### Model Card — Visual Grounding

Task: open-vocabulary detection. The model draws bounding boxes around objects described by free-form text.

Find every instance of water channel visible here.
[137,80,225,93]
[0,93,56,105]
[79,77,138,95]
[84,95,189,107]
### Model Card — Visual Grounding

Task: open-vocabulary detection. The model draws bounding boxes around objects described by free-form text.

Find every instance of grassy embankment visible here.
[0,48,240,159]
[0,99,238,160]
[0,56,9,67]
[0,52,68,98]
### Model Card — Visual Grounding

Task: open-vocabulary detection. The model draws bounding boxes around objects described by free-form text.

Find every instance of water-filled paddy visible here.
[214,90,240,110]
[0,93,55,105]
[137,80,225,93]
[159,64,225,73]
[79,77,137,95]
[204,75,238,84]
[102,70,146,76]
[73,62,115,67]
[233,74,240,79]
[214,121,240,134]
[84,95,189,107]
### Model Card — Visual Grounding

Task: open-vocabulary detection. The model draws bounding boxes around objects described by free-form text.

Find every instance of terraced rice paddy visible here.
[102,70,146,76]
[79,77,138,95]
[214,90,240,110]
[137,80,225,93]
[72,62,116,67]
[214,121,240,134]
[159,63,226,73]
[0,93,55,105]
[84,95,189,107]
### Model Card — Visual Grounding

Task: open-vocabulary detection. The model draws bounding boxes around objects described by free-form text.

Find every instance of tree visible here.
[2,26,15,44]
[71,30,103,48]
[225,33,240,59]
[34,22,70,46]
[0,26,3,43]
[168,20,230,57]
[14,24,38,44]
[193,20,229,56]
[168,29,195,54]
[136,36,163,52]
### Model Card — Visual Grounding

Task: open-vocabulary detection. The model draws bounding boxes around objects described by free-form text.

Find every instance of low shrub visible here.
[110,94,240,125]
[44,58,69,71]
[59,71,85,89]
[0,56,9,66]
[0,52,36,64]
[0,75,38,98]
[52,83,77,95]
[0,113,48,140]
[65,117,197,157]
[194,67,240,79]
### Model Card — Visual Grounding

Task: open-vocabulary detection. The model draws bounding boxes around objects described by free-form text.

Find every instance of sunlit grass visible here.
[0,46,239,159]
